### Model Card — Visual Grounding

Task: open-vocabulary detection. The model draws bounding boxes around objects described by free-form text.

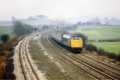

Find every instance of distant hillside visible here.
[1,16,120,27]
[77,17,120,26]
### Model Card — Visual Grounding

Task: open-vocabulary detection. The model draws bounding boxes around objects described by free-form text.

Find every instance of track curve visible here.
[18,33,41,80]
[40,30,120,80]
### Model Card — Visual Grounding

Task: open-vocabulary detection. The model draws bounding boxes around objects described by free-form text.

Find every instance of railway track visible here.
[40,31,120,80]
[82,52,120,70]
[18,33,41,80]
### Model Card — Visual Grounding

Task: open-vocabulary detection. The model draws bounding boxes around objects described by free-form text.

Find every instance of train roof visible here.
[63,34,82,39]
[63,34,71,39]
[51,29,82,39]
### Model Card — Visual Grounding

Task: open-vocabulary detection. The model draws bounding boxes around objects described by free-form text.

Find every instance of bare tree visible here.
[13,21,33,36]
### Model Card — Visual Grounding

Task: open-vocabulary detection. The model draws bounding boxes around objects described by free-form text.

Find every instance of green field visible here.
[69,26,120,55]
[0,26,15,43]
[93,42,120,55]
[74,26,120,40]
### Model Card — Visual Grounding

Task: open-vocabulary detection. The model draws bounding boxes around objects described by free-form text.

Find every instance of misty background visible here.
[0,0,120,25]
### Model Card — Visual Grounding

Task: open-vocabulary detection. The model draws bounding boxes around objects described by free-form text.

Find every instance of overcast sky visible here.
[0,0,120,20]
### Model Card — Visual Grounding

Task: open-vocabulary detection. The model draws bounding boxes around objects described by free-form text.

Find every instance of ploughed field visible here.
[69,26,120,55]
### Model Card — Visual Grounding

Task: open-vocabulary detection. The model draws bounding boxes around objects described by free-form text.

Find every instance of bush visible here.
[107,52,116,59]
[97,49,105,55]
[0,34,9,44]
[85,44,97,52]
[116,55,120,60]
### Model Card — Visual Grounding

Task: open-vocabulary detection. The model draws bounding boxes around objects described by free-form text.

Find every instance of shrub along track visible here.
[40,31,120,80]
[18,33,41,80]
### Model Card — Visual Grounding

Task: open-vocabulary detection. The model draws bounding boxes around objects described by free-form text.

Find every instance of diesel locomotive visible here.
[50,30,83,53]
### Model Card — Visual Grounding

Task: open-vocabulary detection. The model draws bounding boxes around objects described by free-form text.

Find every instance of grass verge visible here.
[29,39,94,80]
[29,40,71,80]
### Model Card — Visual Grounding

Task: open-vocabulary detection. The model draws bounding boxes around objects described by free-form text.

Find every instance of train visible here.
[50,29,83,53]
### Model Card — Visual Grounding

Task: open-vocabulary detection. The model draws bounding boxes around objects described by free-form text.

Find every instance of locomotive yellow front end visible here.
[71,39,83,48]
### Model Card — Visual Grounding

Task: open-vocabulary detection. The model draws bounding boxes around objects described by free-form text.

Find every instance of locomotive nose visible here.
[71,40,83,48]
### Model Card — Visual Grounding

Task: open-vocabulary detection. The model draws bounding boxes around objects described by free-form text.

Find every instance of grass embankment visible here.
[0,37,20,79]
[29,39,94,80]
[0,26,15,79]
[0,35,24,79]
[0,23,33,79]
